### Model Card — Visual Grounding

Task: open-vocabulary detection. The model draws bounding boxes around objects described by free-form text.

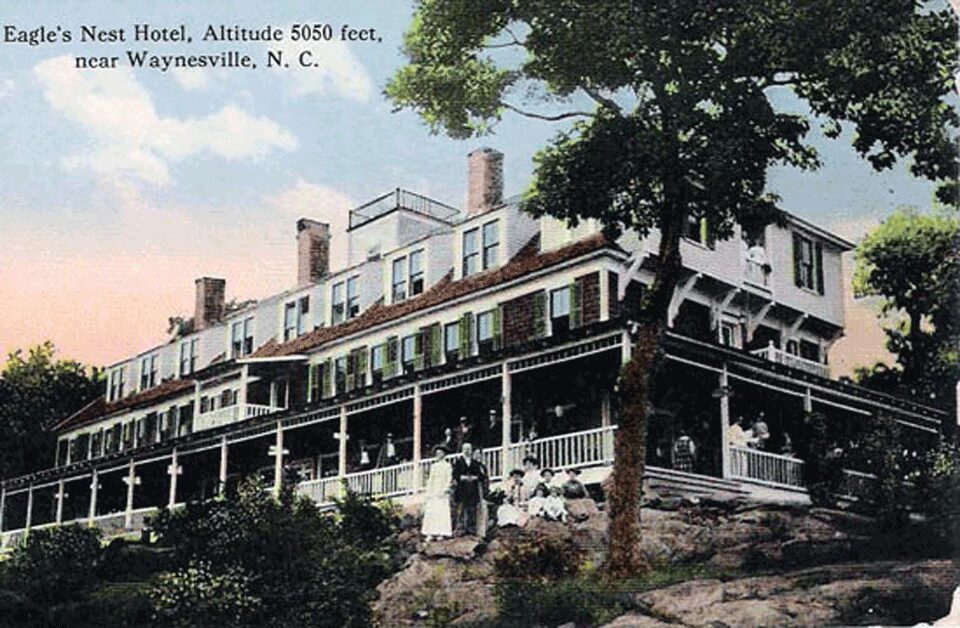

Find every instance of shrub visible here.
[150,561,261,627]
[493,535,585,581]
[4,524,102,623]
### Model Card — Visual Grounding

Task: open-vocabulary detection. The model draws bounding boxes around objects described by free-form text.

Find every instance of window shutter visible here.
[492,306,503,350]
[385,336,399,378]
[307,363,317,402]
[355,348,368,387]
[814,242,825,295]
[532,291,546,339]
[414,329,426,371]
[699,217,709,246]
[321,359,333,398]
[429,323,442,366]
[570,281,583,328]
[459,312,473,357]
[345,352,356,391]
[792,233,803,288]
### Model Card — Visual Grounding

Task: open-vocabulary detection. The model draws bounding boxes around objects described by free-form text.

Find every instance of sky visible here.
[0,1,943,376]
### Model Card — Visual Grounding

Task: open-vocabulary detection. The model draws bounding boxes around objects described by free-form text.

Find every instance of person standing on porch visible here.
[521,455,541,501]
[454,417,472,451]
[451,442,486,536]
[421,446,453,540]
[671,429,697,472]
[471,447,490,536]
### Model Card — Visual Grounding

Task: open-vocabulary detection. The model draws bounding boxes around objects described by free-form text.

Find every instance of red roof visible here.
[54,377,195,434]
[252,233,613,358]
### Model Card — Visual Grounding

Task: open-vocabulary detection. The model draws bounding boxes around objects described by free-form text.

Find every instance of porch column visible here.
[599,271,610,322]
[24,483,33,532]
[269,381,279,409]
[167,448,181,508]
[0,486,6,534]
[719,362,731,479]
[337,406,348,497]
[238,364,249,418]
[123,460,137,529]
[601,391,612,427]
[218,436,228,495]
[412,384,423,490]
[270,421,285,496]
[621,329,632,365]
[501,363,512,473]
[87,470,98,525]
[803,386,813,414]
[55,479,65,524]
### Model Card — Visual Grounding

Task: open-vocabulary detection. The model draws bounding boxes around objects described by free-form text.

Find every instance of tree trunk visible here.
[604,210,686,580]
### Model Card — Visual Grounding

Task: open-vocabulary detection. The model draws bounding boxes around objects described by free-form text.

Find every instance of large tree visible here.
[0,342,103,478]
[388,1,958,577]
[852,208,960,418]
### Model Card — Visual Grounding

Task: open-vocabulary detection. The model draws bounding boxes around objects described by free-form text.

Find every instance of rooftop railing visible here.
[348,188,460,230]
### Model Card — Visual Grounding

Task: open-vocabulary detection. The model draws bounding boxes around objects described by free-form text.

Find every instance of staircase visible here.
[645,466,749,501]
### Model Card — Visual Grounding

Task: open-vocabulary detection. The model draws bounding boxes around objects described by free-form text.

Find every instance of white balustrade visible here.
[750,343,830,379]
[839,468,877,501]
[729,446,804,488]
[344,461,416,499]
[296,476,341,505]
[744,259,769,287]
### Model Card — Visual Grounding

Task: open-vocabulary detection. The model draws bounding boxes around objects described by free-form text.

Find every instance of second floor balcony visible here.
[750,341,830,379]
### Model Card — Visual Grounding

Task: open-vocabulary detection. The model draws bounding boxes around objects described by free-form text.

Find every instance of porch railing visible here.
[750,343,830,379]
[195,405,240,431]
[246,404,280,419]
[296,475,341,504]
[344,461,416,499]
[743,259,769,288]
[839,468,877,502]
[729,446,804,488]
[505,425,616,475]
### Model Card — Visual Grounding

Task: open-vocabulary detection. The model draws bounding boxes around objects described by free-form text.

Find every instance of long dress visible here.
[421,460,453,537]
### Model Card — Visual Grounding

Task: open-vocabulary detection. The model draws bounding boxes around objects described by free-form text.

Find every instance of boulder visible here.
[422,536,485,560]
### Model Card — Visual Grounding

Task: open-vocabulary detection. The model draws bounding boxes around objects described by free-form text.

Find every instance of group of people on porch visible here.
[729,412,794,456]
[420,444,589,539]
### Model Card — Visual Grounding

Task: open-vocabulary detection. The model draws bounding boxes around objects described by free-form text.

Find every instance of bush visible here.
[493,535,584,581]
[4,525,102,624]
[148,477,400,627]
[150,562,261,627]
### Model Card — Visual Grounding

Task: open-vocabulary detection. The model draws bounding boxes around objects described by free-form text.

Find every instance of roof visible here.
[54,377,196,434]
[783,212,856,251]
[252,232,614,358]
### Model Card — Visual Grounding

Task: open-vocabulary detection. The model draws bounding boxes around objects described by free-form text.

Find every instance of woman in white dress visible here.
[421,446,453,540]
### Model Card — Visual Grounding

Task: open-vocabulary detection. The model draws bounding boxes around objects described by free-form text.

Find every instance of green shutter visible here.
[345,353,356,391]
[321,359,333,398]
[570,281,583,328]
[429,323,442,366]
[699,217,709,246]
[459,312,473,357]
[385,337,399,378]
[355,347,368,387]
[414,330,425,370]
[492,306,503,350]
[814,242,825,295]
[792,233,803,288]
[532,291,546,339]
[307,362,317,402]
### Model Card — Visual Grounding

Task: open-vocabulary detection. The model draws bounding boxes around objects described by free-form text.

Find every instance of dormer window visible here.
[139,354,158,391]
[230,316,254,358]
[332,277,359,324]
[179,338,198,376]
[284,296,310,341]
[392,249,425,302]
[346,277,359,318]
[482,221,499,269]
[108,367,125,401]
[463,220,499,277]
[331,283,344,324]
[462,228,480,276]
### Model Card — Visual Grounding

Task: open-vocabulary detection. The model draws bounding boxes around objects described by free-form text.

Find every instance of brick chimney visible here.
[466,148,504,217]
[194,277,226,331]
[297,218,331,286]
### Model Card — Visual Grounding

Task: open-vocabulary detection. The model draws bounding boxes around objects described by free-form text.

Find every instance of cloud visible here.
[171,67,209,91]
[0,78,15,99]
[264,180,354,269]
[268,36,373,102]
[33,55,296,185]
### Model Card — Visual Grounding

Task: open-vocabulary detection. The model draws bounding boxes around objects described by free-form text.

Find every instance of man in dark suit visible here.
[451,442,486,536]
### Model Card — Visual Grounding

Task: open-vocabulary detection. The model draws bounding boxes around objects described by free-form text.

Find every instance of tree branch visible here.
[500,102,594,121]
[582,86,623,114]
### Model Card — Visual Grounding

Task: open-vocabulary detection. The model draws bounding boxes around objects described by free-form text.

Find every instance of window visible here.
[793,233,824,294]
[139,354,158,391]
[550,287,572,335]
[284,302,297,341]
[401,334,417,371]
[799,340,821,363]
[444,322,459,359]
[719,321,742,349]
[335,357,348,393]
[108,367,125,401]
[297,296,310,335]
[462,228,479,276]
[331,282,345,324]
[231,317,254,358]
[684,215,713,247]
[482,220,499,269]
[785,339,799,355]
[179,338,198,376]
[409,250,424,296]
[392,258,406,301]
[371,344,385,378]
[346,277,359,319]
[476,309,499,353]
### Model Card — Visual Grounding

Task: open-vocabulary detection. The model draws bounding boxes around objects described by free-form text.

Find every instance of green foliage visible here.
[493,534,585,581]
[148,478,400,627]
[852,209,960,413]
[3,525,102,625]
[914,442,960,554]
[858,414,912,532]
[150,561,262,627]
[801,412,844,508]
[0,342,103,476]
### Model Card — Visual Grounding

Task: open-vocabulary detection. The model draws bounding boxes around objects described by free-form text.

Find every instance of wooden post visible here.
[337,406,348,496]
[88,470,98,525]
[412,384,423,491]
[24,483,33,533]
[501,363,512,474]
[599,271,610,322]
[124,460,136,529]
[218,436,228,495]
[167,448,181,508]
[804,386,813,414]
[55,479,65,524]
[719,362,731,479]
[0,486,6,534]
[272,421,284,496]
[238,364,249,419]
